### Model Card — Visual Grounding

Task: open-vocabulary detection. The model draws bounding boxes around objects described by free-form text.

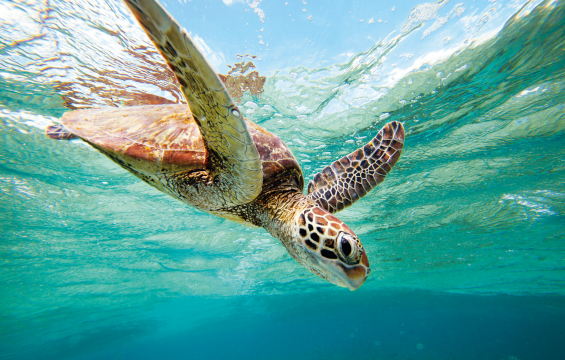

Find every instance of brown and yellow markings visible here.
[157,112,187,123]
[329,222,342,231]
[60,105,208,174]
[307,121,404,214]
[297,207,360,261]
[327,228,338,237]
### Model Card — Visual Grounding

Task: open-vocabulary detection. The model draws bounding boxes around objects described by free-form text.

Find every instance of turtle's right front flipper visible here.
[123,0,262,207]
[307,121,404,213]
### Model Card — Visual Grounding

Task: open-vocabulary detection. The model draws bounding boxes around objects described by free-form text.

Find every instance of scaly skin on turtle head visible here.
[292,205,370,290]
[265,193,370,290]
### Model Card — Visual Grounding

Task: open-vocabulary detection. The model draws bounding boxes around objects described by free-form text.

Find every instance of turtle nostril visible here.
[341,239,352,257]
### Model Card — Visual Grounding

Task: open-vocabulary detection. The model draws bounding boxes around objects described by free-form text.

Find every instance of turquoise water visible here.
[1,0,564,359]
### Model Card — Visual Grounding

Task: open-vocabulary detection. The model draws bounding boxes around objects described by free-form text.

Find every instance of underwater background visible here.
[1,0,564,359]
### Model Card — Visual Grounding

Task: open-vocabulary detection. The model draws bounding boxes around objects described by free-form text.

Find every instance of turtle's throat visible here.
[255,186,312,246]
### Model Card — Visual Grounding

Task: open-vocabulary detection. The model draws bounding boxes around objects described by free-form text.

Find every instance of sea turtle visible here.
[46,0,404,290]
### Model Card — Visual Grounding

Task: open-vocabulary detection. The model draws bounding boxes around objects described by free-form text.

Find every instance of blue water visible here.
[1,0,565,359]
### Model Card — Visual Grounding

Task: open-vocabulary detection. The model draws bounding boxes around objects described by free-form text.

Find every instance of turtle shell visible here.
[59,104,304,189]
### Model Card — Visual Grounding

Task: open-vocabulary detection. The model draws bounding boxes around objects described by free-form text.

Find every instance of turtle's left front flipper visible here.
[123,0,262,207]
[307,121,404,213]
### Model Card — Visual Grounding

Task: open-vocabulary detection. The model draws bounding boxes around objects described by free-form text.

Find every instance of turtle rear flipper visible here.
[46,124,78,140]
[307,121,404,214]
[123,0,263,207]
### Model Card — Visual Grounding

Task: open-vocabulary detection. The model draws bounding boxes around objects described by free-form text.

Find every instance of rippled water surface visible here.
[1,0,564,359]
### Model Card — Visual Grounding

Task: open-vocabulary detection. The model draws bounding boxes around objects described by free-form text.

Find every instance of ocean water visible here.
[1,0,564,359]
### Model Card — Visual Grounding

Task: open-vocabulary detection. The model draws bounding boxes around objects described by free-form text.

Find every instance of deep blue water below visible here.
[13,291,565,360]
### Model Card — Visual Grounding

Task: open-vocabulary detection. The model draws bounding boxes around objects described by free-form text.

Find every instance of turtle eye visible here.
[337,232,359,264]
[341,238,352,256]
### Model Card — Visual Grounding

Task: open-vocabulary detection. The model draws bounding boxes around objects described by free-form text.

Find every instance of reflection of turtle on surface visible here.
[218,59,266,101]
[46,0,404,290]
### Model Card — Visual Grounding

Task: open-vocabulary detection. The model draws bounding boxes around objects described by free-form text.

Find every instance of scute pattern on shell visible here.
[246,124,304,190]
[60,104,206,175]
[307,121,405,213]
[58,102,303,215]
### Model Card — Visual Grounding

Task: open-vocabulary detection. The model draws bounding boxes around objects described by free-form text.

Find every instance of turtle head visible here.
[290,206,370,290]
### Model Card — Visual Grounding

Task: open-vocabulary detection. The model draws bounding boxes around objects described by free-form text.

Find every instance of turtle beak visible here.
[344,250,371,291]
[328,250,371,291]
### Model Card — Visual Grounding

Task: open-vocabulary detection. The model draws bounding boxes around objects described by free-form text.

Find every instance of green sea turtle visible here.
[46,0,404,290]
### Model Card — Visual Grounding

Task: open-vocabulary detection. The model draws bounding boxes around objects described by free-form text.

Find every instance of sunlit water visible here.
[1,0,564,359]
